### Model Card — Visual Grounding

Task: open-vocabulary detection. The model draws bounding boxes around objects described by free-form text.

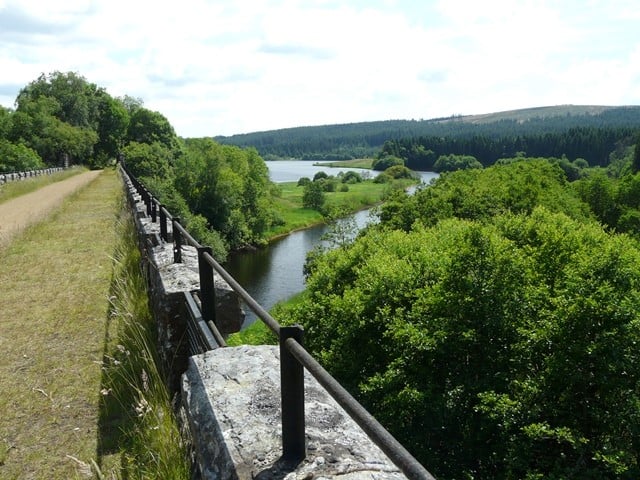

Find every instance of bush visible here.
[342,171,363,184]
[372,155,403,171]
[302,181,325,211]
[313,171,328,181]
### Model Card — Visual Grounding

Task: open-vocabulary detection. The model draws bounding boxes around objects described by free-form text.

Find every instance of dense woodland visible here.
[216,106,640,163]
[5,71,640,479]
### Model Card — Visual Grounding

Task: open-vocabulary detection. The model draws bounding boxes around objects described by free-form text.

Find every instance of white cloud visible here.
[0,0,638,136]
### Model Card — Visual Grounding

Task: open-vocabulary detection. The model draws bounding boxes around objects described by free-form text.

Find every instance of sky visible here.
[1,0,639,138]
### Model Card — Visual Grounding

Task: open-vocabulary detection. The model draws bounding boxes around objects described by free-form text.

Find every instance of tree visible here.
[15,71,100,128]
[0,106,11,139]
[302,181,325,211]
[633,132,640,173]
[433,154,483,172]
[372,155,403,171]
[93,93,129,164]
[126,107,178,151]
[121,141,174,179]
[172,138,276,249]
[278,208,640,479]
[341,171,362,184]
[0,140,43,172]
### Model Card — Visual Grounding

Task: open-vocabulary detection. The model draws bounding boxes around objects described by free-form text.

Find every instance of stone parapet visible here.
[182,345,406,480]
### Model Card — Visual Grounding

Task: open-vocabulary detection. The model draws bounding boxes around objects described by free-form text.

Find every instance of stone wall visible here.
[121,171,411,479]
[0,167,64,185]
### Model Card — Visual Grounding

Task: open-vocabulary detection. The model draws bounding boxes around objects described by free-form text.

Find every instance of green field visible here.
[265,178,414,239]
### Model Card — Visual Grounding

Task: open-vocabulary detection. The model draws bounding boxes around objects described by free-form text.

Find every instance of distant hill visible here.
[215,105,640,161]
[443,105,619,124]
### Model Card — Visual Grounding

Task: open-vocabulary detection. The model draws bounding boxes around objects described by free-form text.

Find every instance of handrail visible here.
[119,163,435,480]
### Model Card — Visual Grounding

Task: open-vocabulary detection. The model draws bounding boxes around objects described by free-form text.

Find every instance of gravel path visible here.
[0,170,102,249]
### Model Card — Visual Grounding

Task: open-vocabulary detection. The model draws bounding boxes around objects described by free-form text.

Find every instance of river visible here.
[224,161,438,328]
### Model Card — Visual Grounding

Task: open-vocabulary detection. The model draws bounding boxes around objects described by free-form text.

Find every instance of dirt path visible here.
[0,170,102,249]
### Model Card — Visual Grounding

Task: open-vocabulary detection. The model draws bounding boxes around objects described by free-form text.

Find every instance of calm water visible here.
[224,162,438,328]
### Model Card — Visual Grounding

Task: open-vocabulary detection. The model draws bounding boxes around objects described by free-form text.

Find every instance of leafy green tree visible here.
[378,159,591,231]
[341,171,362,184]
[279,208,640,479]
[313,171,328,181]
[173,138,275,249]
[372,155,403,171]
[574,170,620,227]
[15,71,100,128]
[434,153,483,172]
[127,107,178,151]
[93,93,129,165]
[122,141,173,179]
[383,165,415,179]
[0,106,11,139]
[302,180,325,211]
[0,140,44,172]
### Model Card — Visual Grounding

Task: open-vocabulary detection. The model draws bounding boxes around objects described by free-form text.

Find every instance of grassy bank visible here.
[265,178,414,239]
[0,166,86,204]
[97,200,189,479]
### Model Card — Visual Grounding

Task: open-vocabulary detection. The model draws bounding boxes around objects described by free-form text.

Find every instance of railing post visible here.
[151,199,157,223]
[280,325,306,464]
[159,205,168,241]
[144,190,152,216]
[173,218,182,263]
[197,246,216,325]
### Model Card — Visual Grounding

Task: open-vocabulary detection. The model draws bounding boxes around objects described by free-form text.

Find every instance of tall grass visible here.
[98,207,190,479]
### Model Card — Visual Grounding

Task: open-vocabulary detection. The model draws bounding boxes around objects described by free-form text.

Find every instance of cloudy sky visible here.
[1,0,639,137]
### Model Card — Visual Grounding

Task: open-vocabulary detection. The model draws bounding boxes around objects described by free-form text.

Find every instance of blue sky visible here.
[0,0,639,137]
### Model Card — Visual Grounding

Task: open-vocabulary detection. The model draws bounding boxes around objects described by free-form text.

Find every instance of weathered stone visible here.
[182,345,406,480]
[124,176,244,392]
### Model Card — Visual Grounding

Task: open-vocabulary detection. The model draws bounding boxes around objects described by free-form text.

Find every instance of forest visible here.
[216,105,640,162]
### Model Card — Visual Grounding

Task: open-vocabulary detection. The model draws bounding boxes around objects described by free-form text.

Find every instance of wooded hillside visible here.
[216,105,640,162]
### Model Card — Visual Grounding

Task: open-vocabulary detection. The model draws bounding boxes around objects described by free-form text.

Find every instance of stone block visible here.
[182,345,406,480]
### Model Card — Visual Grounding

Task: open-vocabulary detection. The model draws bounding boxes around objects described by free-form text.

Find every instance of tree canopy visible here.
[276,157,640,479]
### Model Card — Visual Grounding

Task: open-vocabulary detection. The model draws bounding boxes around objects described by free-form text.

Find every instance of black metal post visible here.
[197,246,215,324]
[141,188,151,215]
[280,325,306,464]
[173,218,182,263]
[159,205,168,241]
[151,200,157,223]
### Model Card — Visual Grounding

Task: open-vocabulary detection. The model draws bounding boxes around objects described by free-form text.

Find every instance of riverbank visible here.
[264,177,416,240]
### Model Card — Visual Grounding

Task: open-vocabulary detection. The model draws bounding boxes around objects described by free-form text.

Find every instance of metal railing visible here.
[120,164,436,480]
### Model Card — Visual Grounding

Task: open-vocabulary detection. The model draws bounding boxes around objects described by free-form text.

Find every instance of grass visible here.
[97,203,189,479]
[312,158,374,169]
[0,168,188,479]
[0,166,86,205]
[266,178,414,239]
[0,169,121,479]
